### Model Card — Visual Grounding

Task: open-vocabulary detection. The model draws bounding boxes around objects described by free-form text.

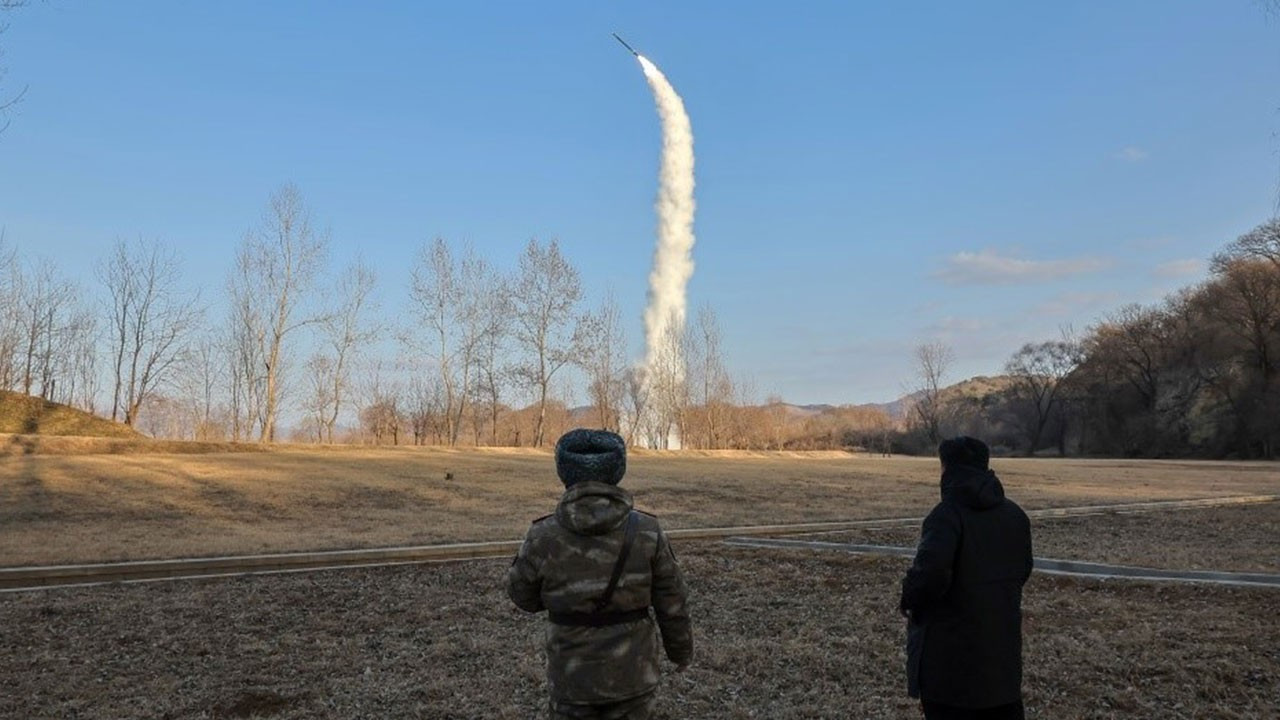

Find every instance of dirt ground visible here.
[815,501,1280,574]
[2,445,1276,565]
[1,543,1276,719]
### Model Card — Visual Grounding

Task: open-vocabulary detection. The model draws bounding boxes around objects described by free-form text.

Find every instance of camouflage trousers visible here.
[549,691,656,720]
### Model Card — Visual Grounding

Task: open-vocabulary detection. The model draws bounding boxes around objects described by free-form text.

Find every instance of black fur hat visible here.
[938,435,990,470]
[555,429,627,487]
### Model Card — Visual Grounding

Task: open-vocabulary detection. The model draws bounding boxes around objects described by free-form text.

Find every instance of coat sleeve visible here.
[900,503,961,615]
[506,532,544,613]
[1022,514,1035,585]
[650,527,693,665]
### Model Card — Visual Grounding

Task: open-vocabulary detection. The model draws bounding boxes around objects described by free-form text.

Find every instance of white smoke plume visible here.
[636,55,696,385]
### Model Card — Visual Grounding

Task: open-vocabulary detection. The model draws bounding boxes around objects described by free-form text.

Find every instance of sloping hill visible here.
[0,391,141,438]
[876,375,1018,418]
[939,375,1017,403]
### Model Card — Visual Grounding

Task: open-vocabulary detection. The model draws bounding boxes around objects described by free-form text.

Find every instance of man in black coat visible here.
[900,436,1033,720]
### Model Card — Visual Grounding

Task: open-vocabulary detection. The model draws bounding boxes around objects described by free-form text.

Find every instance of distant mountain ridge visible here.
[779,375,1017,421]
[566,376,1014,422]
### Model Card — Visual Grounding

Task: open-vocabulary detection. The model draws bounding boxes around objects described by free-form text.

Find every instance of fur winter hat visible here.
[555,429,627,487]
[938,435,990,470]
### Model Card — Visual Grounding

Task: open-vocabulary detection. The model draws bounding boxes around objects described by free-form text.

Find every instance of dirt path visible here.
[722,537,1280,589]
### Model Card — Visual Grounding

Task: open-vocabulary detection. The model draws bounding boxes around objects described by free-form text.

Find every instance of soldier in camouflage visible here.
[507,429,693,720]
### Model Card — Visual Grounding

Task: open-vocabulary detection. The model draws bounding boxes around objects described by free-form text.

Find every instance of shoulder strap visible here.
[594,511,638,612]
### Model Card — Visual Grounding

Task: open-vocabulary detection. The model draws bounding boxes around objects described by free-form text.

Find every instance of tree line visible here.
[901,219,1280,460]
[0,184,769,449]
[3,186,1276,457]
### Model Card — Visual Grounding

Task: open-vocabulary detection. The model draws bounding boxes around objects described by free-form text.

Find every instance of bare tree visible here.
[510,239,583,447]
[763,394,790,450]
[96,238,201,426]
[1198,258,1280,457]
[302,353,336,442]
[358,359,403,445]
[1215,218,1280,273]
[134,393,206,440]
[470,266,511,445]
[0,235,21,389]
[620,366,650,447]
[726,374,763,450]
[0,1,29,135]
[408,239,460,444]
[907,341,954,447]
[11,257,97,410]
[643,309,689,448]
[179,332,227,440]
[406,371,446,445]
[407,239,492,445]
[1066,244,1277,460]
[56,307,98,412]
[1205,259,1280,383]
[16,257,77,399]
[360,394,402,445]
[310,259,378,443]
[226,297,263,441]
[1092,305,1171,414]
[689,305,734,449]
[228,184,328,442]
[99,241,135,420]
[1003,339,1081,455]
[576,291,628,432]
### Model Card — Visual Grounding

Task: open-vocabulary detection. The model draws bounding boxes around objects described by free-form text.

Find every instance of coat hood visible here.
[555,480,634,535]
[940,464,1006,511]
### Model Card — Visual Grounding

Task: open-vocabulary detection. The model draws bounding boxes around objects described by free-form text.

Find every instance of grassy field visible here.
[822,501,1280,574]
[1,442,1276,566]
[2,444,1277,718]
[2,544,1276,719]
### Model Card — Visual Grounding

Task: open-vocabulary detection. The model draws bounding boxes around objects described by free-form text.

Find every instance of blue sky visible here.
[1,1,1277,405]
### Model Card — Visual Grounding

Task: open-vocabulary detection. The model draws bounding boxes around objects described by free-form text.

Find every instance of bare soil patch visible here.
[1,545,1275,719]
[816,501,1280,574]
[1,447,1275,565]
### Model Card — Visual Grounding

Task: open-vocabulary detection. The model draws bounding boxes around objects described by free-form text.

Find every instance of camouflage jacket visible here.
[507,481,693,704]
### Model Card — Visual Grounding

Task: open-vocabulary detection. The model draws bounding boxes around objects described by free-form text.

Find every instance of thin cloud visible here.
[1126,236,1176,251]
[1116,146,1149,162]
[1034,291,1123,317]
[935,249,1112,286]
[1152,258,1205,279]
[924,315,991,335]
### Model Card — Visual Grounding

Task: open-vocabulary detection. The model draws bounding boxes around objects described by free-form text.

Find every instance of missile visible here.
[612,33,639,57]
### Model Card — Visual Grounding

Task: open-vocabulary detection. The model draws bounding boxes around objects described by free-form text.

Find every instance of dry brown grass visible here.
[1029,502,1280,573]
[3,445,1276,718]
[0,392,141,439]
[814,501,1280,574]
[0,432,267,457]
[1,444,1276,566]
[1,544,1275,719]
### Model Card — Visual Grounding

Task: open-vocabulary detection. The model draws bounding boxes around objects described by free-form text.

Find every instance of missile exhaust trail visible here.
[613,33,697,449]
[612,33,639,57]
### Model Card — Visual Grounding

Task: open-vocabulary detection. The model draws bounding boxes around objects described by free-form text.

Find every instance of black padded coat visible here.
[900,464,1033,708]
